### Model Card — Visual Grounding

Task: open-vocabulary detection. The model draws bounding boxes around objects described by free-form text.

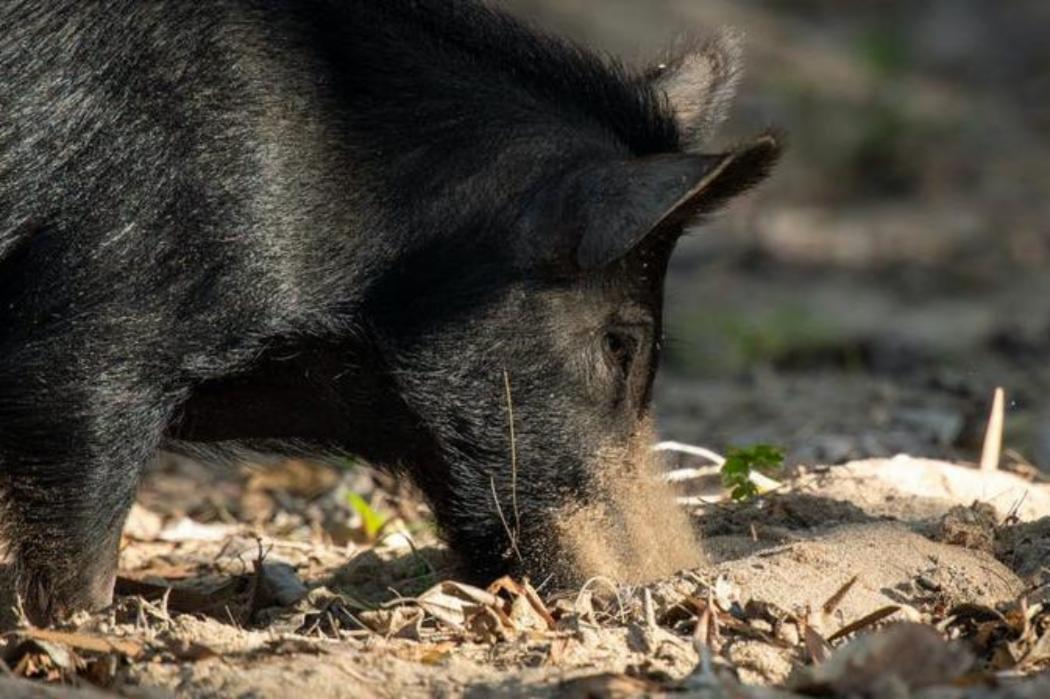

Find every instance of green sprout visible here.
[347,492,388,541]
[721,444,786,502]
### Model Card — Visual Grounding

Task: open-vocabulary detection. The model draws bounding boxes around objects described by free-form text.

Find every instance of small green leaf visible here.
[721,444,786,502]
[347,492,387,541]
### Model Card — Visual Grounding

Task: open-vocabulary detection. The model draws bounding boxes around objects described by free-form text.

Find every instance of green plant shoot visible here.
[721,444,786,502]
[347,492,388,541]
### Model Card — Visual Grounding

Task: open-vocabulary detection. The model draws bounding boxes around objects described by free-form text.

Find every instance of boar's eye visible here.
[603,328,639,378]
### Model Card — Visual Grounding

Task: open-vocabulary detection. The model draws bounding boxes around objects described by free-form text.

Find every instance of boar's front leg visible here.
[1,362,167,625]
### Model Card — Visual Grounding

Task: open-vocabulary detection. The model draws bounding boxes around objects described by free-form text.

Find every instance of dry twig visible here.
[980,387,1005,472]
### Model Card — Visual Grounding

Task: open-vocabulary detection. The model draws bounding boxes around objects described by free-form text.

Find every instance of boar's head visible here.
[361,32,780,585]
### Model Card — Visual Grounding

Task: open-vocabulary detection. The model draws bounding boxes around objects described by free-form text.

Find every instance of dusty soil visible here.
[3,453,1050,698]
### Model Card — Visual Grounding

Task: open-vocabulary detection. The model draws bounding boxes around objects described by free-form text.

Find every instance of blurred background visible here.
[503,0,1050,469]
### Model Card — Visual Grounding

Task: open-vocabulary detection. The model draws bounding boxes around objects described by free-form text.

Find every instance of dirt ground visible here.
[5,454,1050,698]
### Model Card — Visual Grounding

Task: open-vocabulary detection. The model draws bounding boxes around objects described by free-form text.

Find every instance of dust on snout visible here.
[556,419,704,583]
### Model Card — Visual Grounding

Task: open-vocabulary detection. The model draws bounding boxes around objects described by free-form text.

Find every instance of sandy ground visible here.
[2,453,1050,698]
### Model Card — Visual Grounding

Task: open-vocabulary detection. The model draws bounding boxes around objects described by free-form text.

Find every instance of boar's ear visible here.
[650,30,742,151]
[574,134,780,270]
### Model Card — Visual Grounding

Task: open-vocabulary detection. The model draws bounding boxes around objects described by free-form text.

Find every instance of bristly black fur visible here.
[0,0,777,624]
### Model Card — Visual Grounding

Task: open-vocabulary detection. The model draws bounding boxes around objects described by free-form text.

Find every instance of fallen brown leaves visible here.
[3,627,143,688]
[945,596,1050,672]
[357,576,555,645]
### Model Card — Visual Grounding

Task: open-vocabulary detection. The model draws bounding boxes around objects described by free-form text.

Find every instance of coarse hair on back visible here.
[333,0,682,158]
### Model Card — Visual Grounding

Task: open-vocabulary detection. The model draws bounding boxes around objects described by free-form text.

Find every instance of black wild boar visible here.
[0,0,779,624]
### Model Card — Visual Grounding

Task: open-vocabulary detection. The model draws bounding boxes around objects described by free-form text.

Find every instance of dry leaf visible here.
[1018,630,1050,670]
[489,576,557,630]
[693,603,717,650]
[467,605,508,643]
[822,576,858,615]
[9,639,83,680]
[414,581,504,630]
[826,605,902,643]
[360,607,425,639]
[508,593,548,633]
[803,625,831,665]
[21,628,144,659]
